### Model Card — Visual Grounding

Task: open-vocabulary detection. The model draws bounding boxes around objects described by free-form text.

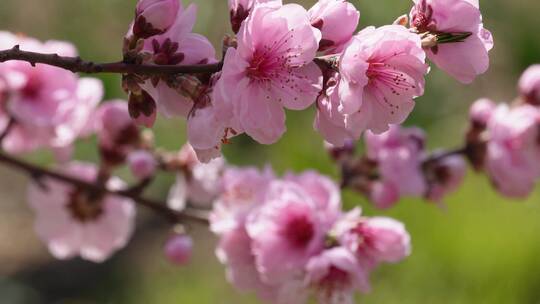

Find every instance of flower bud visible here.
[133,0,180,38]
[518,65,540,106]
[308,0,360,53]
[127,150,157,180]
[164,234,193,265]
[370,181,400,209]
[469,98,496,127]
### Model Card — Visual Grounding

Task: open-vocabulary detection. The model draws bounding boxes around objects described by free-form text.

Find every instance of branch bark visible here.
[0,151,209,224]
[0,46,223,75]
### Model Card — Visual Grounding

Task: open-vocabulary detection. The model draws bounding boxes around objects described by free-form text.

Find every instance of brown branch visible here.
[0,151,209,224]
[423,147,468,164]
[0,46,223,75]
[0,117,15,142]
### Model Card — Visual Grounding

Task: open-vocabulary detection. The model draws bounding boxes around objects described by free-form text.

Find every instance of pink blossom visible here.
[0,32,103,155]
[469,98,496,126]
[167,144,225,210]
[308,0,360,53]
[410,0,493,84]
[284,170,342,222]
[216,226,274,296]
[337,210,411,265]
[27,162,136,262]
[138,4,216,117]
[210,166,274,235]
[486,104,540,198]
[519,65,540,105]
[127,150,157,180]
[220,3,323,144]
[133,0,180,38]
[228,0,283,33]
[425,154,467,203]
[365,126,427,205]
[164,234,193,265]
[306,247,370,304]
[338,25,428,134]
[246,181,331,283]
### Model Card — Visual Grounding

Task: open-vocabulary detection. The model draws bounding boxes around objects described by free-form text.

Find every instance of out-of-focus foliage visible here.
[0,0,539,303]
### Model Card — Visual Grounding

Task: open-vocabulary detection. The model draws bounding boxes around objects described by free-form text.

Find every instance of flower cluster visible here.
[120,0,493,162]
[0,32,103,159]
[465,67,540,198]
[334,125,466,209]
[210,167,410,303]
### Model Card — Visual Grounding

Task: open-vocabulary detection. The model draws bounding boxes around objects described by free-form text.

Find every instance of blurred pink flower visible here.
[410,0,493,84]
[27,162,135,262]
[469,98,496,126]
[337,209,411,265]
[0,32,103,156]
[519,65,540,105]
[306,247,370,304]
[127,149,157,180]
[365,125,427,206]
[93,101,140,165]
[210,166,274,234]
[369,181,400,209]
[164,234,193,265]
[139,3,216,117]
[308,0,360,53]
[284,170,342,222]
[133,0,180,38]
[339,25,428,134]
[220,3,323,144]
[486,104,540,198]
[167,144,225,210]
[246,181,331,284]
[425,154,467,203]
[216,226,274,296]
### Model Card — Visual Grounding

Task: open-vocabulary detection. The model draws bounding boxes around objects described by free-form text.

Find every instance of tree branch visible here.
[0,46,223,75]
[0,151,209,224]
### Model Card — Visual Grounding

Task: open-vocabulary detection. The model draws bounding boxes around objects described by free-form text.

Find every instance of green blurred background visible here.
[1,0,540,303]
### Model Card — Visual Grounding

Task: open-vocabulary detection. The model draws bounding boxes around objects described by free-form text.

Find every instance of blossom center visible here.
[21,73,43,99]
[367,62,417,94]
[67,189,104,222]
[320,266,351,288]
[412,0,434,32]
[283,214,315,248]
[152,38,185,65]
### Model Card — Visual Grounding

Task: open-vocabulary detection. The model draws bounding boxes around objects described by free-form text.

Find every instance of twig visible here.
[0,151,209,224]
[0,46,223,75]
[0,117,15,143]
[424,147,468,164]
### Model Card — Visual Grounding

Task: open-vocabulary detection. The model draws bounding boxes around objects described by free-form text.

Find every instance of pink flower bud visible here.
[134,0,180,38]
[370,181,400,209]
[164,234,193,265]
[308,0,360,53]
[518,65,540,105]
[469,98,496,126]
[127,150,157,180]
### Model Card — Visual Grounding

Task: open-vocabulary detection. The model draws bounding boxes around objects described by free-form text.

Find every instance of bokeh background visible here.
[1,0,540,303]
